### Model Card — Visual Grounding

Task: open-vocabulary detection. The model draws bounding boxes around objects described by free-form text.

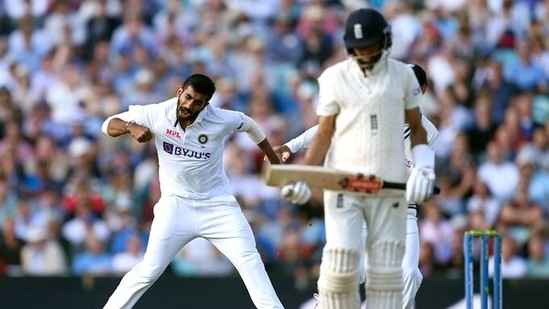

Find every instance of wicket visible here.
[463,230,502,309]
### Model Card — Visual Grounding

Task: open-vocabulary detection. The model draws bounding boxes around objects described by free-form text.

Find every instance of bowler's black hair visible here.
[182,74,216,101]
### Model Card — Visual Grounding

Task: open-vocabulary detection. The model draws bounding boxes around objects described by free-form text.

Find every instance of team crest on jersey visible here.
[198,134,208,144]
[413,87,421,95]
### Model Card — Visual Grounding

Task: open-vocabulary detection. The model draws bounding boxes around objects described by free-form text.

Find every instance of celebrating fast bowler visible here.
[101,74,285,309]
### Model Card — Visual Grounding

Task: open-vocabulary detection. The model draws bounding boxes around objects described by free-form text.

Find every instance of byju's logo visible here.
[162,142,211,159]
[163,142,174,154]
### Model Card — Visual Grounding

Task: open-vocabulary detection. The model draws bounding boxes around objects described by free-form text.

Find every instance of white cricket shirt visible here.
[103,98,253,199]
[316,57,422,183]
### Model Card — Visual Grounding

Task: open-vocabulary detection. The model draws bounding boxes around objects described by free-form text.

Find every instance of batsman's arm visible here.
[285,125,319,153]
[303,115,335,166]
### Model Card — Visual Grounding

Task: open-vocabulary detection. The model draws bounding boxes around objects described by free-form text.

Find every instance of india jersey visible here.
[316,58,423,183]
[104,98,249,199]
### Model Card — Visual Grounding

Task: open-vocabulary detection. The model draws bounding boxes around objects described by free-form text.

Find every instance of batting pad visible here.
[317,247,361,309]
[366,238,405,309]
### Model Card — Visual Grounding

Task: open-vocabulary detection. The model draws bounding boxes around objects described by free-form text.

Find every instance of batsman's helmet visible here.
[343,8,392,54]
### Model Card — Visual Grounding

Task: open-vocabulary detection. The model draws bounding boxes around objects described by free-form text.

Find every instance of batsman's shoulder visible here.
[318,60,351,82]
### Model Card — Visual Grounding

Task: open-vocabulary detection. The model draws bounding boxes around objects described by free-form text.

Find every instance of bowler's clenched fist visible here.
[127,122,153,143]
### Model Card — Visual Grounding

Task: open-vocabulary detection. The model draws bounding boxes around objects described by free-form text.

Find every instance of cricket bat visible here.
[265,164,440,194]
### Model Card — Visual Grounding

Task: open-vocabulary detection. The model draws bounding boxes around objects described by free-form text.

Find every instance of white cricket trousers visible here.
[103,195,284,309]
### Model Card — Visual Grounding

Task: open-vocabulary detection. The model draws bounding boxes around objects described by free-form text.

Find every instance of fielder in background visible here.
[276,63,438,309]
[101,73,285,309]
[282,8,436,309]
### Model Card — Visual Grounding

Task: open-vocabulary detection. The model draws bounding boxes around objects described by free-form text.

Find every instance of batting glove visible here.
[406,167,435,203]
[281,181,312,205]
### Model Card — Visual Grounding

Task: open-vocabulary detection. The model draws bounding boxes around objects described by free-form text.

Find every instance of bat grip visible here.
[282,188,293,199]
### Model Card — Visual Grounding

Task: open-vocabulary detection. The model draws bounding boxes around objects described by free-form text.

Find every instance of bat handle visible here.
[281,187,294,199]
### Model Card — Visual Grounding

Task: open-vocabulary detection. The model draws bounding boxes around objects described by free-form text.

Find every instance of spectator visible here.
[419,199,455,268]
[0,217,24,276]
[477,140,520,204]
[513,144,549,213]
[71,234,112,276]
[20,225,68,276]
[465,91,498,160]
[0,176,17,229]
[171,237,234,277]
[488,234,527,279]
[111,234,143,276]
[466,179,501,228]
[497,175,545,246]
[503,40,547,93]
[61,198,110,254]
[525,227,549,278]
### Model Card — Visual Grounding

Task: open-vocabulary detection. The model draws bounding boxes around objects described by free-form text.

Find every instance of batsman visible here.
[282,8,436,309]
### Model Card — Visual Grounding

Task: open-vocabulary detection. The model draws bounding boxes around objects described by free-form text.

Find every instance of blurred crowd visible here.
[0,0,549,291]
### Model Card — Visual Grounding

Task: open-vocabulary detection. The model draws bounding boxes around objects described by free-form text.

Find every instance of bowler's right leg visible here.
[104,197,189,309]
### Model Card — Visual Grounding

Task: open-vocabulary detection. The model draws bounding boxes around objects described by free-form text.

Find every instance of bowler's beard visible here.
[176,98,193,123]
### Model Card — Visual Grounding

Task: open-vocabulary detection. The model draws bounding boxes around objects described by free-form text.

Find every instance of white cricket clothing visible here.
[312,57,431,309]
[285,116,438,174]
[102,98,284,309]
[316,58,423,183]
[102,98,258,200]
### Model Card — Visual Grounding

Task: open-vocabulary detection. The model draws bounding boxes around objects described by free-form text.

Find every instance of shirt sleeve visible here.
[101,111,132,135]
[101,101,167,135]
[403,66,422,110]
[286,125,319,153]
[422,115,439,152]
[238,114,266,144]
[316,70,340,116]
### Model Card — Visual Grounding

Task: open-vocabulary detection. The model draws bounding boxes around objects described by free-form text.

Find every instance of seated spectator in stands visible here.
[20,226,68,276]
[447,215,469,273]
[71,235,112,276]
[171,237,233,277]
[0,217,24,276]
[525,226,549,278]
[419,199,455,268]
[61,174,106,220]
[477,140,519,204]
[418,241,436,277]
[61,200,110,255]
[527,126,549,172]
[111,234,143,277]
[514,145,549,213]
[0,175,17,229]
[497,176,544,246]
[465,91,498,161]
[466,179,501,228]
[503,40,547,93]
[436,132,476,216]
[488,235,527,279]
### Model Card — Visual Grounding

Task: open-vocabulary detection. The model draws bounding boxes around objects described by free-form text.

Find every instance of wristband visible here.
[126,120,136,132]
[411,144,434,168]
